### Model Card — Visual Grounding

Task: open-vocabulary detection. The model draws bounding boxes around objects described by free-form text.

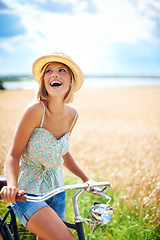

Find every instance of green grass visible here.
[0,177,159,239]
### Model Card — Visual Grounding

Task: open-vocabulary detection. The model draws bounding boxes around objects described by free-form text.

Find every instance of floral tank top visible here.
[18,101,78,195]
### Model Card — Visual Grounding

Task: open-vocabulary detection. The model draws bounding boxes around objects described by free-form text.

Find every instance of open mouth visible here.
[50,80,62,87]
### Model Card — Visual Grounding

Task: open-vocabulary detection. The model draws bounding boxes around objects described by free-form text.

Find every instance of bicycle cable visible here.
[89,224,96,240]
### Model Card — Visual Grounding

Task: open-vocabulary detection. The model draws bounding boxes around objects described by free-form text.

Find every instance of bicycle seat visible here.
[0,175,7,191]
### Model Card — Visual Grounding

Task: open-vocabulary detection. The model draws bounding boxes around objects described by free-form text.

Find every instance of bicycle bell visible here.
[89,202,113,224]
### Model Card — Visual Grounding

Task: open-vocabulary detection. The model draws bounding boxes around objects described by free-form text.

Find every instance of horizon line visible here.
[0,74,160,79]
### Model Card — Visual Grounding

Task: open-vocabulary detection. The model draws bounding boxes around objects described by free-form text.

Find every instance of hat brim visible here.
[32,55,84,92]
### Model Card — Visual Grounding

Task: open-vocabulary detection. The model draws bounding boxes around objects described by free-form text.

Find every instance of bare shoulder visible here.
[9,101,45,156]
[24,100,44,115]
[65,105,78,119]
[20,100,45,128]
[65,105,78,133]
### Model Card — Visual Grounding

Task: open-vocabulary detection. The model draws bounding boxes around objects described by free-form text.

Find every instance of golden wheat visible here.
[0,87,160,227]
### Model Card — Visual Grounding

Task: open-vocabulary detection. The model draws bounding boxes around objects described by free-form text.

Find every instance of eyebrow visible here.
[46,63,68,69]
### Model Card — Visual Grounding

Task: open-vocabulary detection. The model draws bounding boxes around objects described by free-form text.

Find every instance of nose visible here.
[52,71,59,78]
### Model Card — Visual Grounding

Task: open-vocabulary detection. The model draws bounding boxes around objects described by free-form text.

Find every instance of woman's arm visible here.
[63,109,91,182]
[1,101,44,203]
[62,152,90,183]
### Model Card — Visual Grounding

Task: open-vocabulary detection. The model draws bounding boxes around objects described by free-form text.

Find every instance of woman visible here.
[1,52,92,240]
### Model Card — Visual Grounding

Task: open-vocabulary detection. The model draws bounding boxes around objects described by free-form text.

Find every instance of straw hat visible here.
[32,52,84,92]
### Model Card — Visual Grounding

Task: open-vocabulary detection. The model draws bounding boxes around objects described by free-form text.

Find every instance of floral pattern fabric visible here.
[18,101,77,195]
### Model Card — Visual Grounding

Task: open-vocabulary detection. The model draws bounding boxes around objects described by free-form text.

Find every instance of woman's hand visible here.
[85,179,96,192]
[0,186,25,203]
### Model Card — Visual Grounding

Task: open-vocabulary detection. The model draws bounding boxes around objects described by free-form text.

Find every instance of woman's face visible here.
[43,62,72,98]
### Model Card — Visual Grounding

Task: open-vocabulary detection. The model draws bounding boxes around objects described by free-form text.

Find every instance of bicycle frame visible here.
[0,180,112,240]
[0,207,19,240]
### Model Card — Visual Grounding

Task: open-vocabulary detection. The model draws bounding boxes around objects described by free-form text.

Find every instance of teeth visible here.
[50,81,62,87]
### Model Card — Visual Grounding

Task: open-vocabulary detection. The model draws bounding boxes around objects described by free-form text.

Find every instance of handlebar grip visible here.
[15,194,27,202]
[0,193,27,202]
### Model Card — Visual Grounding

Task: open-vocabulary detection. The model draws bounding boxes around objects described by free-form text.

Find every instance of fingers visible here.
[16,190,27,201]
[0,186,19,203]
[17,190,26,196]
[85,179,96,192]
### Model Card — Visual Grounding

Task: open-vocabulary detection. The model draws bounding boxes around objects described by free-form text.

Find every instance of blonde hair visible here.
[36,63,75,103]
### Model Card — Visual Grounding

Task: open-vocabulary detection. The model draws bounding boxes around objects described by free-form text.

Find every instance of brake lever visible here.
[94,186,109,193]
[89,187,111,203]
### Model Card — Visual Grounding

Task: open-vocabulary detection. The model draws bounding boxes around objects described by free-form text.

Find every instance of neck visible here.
[46,96,65,115]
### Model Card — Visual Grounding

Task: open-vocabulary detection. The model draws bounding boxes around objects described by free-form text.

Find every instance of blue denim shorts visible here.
[10,192,66,228]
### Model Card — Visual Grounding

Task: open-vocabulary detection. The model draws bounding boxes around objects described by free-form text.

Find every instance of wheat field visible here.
[0,87,160,229]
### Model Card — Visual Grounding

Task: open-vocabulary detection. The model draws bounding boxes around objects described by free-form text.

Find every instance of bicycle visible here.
[0,175,113,240]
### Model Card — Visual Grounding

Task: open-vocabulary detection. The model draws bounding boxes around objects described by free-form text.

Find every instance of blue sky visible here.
[0,0,160,76]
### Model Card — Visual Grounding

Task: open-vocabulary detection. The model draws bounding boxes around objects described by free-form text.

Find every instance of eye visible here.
[59,68,66,72]
[45,69,52,73]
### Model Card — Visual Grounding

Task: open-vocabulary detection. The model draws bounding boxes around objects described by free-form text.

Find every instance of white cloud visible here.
[2,0,158,45]
[133,0,160,18]
[0,42,13,53]
[0,0,159,75]
[94,0,156,43]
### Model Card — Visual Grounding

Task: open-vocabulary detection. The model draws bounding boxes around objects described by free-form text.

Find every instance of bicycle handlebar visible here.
[0,181,110,202]
[26,181,110,202]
